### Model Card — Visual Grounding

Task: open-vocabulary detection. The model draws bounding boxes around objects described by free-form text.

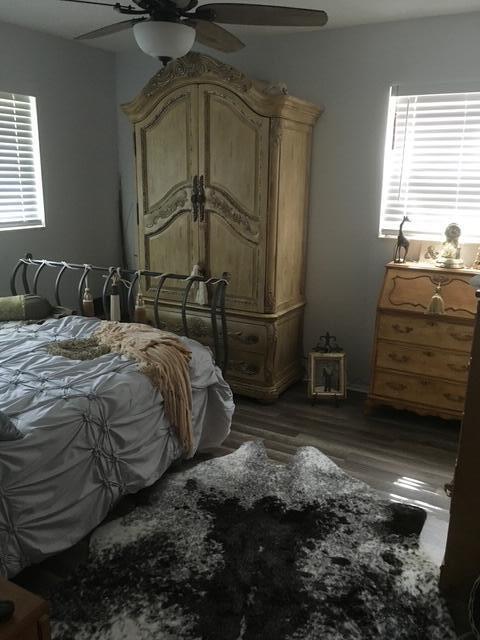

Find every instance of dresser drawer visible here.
[373,370,466,413]
[376,341,470,382]
[378,313,474,353]
[379,267,477,319]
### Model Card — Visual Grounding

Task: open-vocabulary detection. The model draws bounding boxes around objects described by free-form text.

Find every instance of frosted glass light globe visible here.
[133,21,196,60]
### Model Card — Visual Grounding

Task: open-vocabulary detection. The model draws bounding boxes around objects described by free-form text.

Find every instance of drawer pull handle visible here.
[444,392,465,403]
[388,353,409,364]
[392,324,413,334]
[448,330,472,342]
[386,382,407,391]
[230,360,260,376]
[447,363,468,373]
[229,331,259,345]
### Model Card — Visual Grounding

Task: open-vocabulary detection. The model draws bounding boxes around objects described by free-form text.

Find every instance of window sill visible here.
[0,223,46,233]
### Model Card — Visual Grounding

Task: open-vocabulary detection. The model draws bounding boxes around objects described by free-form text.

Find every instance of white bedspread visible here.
[0,316,234,577]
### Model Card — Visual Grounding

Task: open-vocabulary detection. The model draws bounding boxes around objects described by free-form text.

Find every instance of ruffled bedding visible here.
[0,316,234,577]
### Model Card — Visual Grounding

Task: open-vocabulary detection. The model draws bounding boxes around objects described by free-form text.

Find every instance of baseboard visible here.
[348,383,369,395]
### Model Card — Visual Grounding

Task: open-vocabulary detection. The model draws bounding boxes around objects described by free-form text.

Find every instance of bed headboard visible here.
[10,254,229,373]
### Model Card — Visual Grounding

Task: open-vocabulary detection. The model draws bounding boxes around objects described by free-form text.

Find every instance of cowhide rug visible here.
[50,441,456,640]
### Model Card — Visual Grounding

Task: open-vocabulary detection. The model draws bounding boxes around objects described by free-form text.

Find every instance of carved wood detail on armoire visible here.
[367,262,478,420]
[122,53,322,401]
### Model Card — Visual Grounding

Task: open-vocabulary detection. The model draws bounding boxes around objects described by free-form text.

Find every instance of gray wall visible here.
[116,12,480,388]
[0,21,119,301]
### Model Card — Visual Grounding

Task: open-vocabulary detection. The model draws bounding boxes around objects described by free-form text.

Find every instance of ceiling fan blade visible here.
[75,17,147,40]
[195,3,328,27]
[185,19,244,52]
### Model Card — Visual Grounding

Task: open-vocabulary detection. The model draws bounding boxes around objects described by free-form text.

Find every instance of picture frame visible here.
[419,241,443,264]
[308,352,347,401]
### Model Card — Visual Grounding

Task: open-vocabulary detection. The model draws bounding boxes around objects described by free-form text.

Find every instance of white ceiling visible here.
[1,0,480,52]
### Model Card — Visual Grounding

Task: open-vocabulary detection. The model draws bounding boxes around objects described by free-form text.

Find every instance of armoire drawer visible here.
[227,350,266,383]
[376,341,470,383]
[149,308,212,343]
[148,308,268,354]
[226,320,268,353]
[373,370,466,413]
[378,313,474,353]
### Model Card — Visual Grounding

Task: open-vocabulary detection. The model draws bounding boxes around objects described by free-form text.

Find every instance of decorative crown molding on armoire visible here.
[123,52,322,401]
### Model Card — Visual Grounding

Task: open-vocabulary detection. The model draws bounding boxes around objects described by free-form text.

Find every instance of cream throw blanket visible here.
[95,322,193,456]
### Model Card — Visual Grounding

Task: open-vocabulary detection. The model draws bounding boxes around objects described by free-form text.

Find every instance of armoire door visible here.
[198,84,269,313]
[135,85,199,300]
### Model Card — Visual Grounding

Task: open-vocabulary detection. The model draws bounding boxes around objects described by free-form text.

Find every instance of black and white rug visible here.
[50,442,456,639]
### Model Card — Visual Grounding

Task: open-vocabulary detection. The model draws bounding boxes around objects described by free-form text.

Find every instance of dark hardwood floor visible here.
[223,384,459,565]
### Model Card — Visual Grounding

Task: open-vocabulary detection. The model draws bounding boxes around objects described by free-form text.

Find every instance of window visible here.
[379,87,480,242]
[0,91,45,231]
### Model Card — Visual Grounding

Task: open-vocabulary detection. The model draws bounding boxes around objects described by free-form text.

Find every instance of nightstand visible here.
[0,578,50,640]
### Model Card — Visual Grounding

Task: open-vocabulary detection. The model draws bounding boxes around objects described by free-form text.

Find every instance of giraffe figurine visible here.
[393,216,410,263]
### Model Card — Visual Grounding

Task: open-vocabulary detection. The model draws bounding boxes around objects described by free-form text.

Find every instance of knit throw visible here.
[95,322,193,456]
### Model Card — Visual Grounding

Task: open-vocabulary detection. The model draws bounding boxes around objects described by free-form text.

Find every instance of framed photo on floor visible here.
[308,352,347,401]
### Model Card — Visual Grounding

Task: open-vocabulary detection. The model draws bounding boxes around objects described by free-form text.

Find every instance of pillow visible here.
[24,295,52,319]
[0,295,52,321]
[0,410,23,441]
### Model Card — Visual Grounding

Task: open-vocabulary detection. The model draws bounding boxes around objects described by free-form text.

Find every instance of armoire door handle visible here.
[191,175,199,222]
[198,175,206,222]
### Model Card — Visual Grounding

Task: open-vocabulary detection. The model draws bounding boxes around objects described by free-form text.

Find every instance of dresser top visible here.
[386,261,480,277]
[0,577,48,640]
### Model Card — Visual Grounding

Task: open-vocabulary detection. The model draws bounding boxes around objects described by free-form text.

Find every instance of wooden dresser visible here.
[0,578,50,640]
[367,262,478,420]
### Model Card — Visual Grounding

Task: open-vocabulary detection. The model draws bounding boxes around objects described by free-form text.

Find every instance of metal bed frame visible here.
[10,254,229,372]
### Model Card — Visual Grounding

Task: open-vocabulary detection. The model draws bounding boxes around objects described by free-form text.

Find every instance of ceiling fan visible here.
[60,0,328,65]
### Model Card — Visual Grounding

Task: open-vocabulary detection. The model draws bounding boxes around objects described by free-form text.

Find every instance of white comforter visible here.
[0,316,234,577]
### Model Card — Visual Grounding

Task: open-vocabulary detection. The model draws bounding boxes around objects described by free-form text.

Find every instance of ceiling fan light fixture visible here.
[133,20,195,60]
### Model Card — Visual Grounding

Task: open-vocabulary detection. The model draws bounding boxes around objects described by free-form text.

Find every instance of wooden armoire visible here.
[123,53,321,401]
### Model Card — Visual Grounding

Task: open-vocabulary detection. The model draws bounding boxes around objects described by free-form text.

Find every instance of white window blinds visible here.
[0,91,45,230]
[379,88,480,242]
